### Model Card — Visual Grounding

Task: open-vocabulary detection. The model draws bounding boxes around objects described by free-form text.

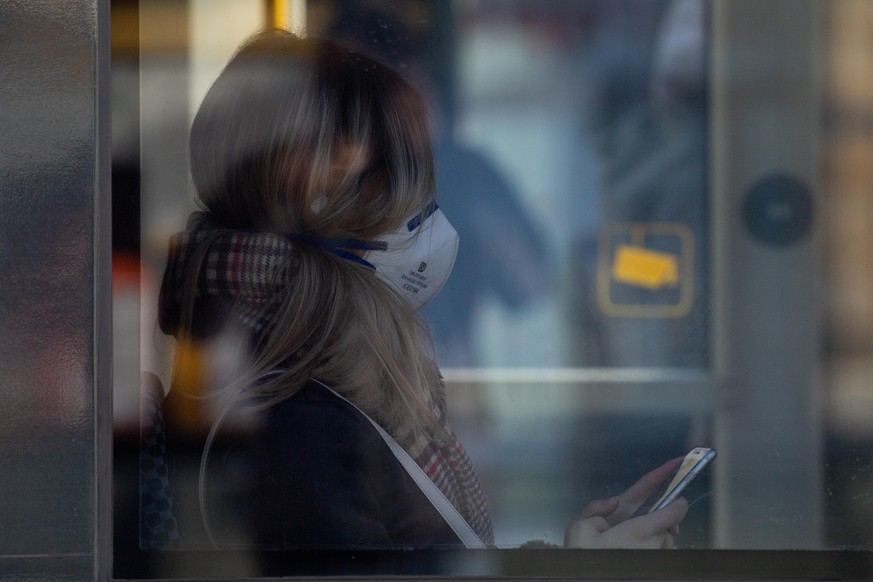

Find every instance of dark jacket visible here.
[163,380,462,549]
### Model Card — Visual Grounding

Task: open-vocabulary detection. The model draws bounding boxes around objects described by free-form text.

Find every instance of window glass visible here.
[0,4,100,580]
[112,0,873,578]
[427,0,709,371]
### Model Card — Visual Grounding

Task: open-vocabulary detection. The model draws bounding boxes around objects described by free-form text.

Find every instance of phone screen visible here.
[636,447,716,515]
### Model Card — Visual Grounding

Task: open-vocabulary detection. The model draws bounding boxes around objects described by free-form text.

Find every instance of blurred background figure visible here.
[327,2,551,367]
[566,0,709,368]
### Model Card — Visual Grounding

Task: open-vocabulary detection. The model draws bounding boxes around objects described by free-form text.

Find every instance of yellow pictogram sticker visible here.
[612,244,679,290]
[597,222,694,318]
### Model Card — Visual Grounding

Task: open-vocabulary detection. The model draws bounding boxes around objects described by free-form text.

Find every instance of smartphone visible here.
[639,447,717,514]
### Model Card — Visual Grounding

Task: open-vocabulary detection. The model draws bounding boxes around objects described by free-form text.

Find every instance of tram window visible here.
[0,5,102,580]
[109,0,873,579]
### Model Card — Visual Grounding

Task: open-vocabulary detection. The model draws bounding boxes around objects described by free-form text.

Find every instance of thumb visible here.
[637,497,688,537]
[579,497,620,519]
[564,515,611,548]
[591,515,611,534]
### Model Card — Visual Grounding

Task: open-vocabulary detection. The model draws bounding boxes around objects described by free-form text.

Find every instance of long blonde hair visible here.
[178,29,443,441]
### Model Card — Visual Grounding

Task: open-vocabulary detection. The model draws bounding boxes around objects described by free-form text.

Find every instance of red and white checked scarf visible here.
[160,212,494,545]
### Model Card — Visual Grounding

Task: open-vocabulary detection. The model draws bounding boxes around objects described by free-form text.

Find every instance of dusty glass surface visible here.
[0,1,104,579]
[113,0,873,578]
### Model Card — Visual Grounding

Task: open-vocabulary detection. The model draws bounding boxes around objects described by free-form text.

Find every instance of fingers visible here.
[588,516,611,534]
[626,457,684,499]
[569,467,690,549]
[564,516,611,547]
[661,532,677,549]
[649,456,685,482]
[566,499,687,549]
[635,497,688,538]
[579,496,619,519]
[611,457,685,522]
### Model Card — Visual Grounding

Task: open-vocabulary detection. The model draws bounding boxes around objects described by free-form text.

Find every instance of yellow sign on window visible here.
[612,244,679,290]
[597,222,694,318]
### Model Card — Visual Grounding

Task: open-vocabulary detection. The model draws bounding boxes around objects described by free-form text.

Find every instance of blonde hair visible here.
[179,30,443,441]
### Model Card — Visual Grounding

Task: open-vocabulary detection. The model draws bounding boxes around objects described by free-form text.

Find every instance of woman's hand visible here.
[600,457,683,525]
[564,496,688,549]
[563,457,687,549]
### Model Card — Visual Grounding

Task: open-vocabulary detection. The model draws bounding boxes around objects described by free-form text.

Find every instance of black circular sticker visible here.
[743,174,814,247]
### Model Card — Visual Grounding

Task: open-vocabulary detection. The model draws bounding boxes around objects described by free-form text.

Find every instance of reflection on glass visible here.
[110,0,873,577]
[449,0,709,371]
[1,4,97,571]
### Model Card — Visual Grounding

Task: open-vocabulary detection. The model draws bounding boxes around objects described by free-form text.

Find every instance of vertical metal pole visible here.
[712,0,824,549]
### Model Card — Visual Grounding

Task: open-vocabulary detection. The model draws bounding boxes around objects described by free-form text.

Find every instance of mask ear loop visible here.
[282,233,385,269]
[404,200,439,232]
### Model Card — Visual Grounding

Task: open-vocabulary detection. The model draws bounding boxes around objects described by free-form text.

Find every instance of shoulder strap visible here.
[310,379,487,549]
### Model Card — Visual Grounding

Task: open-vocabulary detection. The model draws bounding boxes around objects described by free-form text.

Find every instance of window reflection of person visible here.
[569,0,709,368]
[157,30,686,550]
[328,7,552,367]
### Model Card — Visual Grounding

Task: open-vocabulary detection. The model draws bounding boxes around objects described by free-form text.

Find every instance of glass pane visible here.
[113,0,873,578]
[824,0,873,551]
[0,2,100,579]
[426,0,709,371]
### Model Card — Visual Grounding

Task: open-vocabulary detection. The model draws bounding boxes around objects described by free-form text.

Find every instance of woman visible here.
[157,29,686,550]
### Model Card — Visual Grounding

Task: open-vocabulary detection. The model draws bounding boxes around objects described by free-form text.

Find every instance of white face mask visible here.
[363,203,459,309]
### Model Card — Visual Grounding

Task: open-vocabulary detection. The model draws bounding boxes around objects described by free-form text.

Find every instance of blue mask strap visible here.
[406,201,439,232]
[282,233,385,270]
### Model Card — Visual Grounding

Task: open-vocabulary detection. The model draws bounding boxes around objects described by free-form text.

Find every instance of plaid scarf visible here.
[160,212,494,545]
